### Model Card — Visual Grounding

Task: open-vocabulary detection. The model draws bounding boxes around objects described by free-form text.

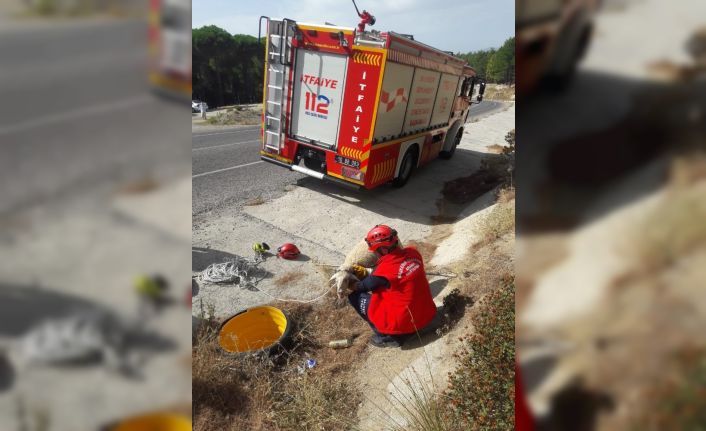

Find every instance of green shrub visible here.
[444,281,515,430]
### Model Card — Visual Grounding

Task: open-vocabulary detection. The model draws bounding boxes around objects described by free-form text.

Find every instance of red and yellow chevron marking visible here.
[352,51,381,66]
[340,146,364,160]
[371,158,396,183]
[360,140,372,172]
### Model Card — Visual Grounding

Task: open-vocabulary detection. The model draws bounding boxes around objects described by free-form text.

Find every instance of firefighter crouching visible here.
[337,225,437,348]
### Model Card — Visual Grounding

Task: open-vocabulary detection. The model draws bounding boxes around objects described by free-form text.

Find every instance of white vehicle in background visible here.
[192,100,208,112]
[191,100,208,112]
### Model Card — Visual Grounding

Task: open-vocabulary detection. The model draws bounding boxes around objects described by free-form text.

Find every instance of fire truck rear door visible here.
[290,49,347,149]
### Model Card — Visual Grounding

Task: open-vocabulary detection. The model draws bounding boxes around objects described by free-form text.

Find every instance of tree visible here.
[457,37,515,83]
[192,26,264,108]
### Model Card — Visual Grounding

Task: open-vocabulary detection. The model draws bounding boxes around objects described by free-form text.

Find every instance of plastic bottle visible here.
[328,338,352,349]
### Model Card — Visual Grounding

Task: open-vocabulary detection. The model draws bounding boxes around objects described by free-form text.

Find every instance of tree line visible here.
[456,37,515,84]
[192,25,264,108]
[192,26,515,108]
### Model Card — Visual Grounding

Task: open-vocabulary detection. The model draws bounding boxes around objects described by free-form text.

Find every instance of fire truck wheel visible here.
[440,130,462,159]
[392,148,417,188]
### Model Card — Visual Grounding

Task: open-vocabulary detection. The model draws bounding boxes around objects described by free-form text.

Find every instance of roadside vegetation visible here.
[193,26,514,110]
[455,37,515,83]
[193,26,264,109]
[204,105,261,126]
[482,84,515,101]
[445,281,515,430]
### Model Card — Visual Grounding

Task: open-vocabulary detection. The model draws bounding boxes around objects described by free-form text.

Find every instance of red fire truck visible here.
[258,4,484,189]
[148,0,192,97]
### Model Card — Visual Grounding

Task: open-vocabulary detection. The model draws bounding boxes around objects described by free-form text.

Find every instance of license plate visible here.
[335,155,360,169]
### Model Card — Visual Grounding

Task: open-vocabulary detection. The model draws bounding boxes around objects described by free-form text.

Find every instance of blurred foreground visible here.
[0,4,191,430]
[517,0,706,429]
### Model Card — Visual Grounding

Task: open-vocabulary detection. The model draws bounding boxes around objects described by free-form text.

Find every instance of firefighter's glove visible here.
[134,274,168,300]
[330,270,359,299]
[252,242,270,254]
[350,264,371,280]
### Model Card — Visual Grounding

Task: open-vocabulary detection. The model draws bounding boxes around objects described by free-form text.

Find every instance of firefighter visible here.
[347,225,437,348]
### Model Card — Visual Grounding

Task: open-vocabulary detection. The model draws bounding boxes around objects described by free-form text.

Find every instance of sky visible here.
[192,0,515,53]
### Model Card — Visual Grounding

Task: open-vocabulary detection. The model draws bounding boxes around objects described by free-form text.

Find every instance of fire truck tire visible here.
[392,147,418,188]
[439,130,462,159]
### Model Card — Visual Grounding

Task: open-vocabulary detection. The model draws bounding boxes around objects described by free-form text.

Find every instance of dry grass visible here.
[193,288,372,430]
[244,196,267,206]
[192,322,270,430]
[497,186,515,204]
[273,374,359,430]
[273,271,305,288]
[483,84,515,101]
[486,144,505,154]
[478,201,515,246]
[456,212,515,301]
[207,106,261,126]
[385,368,458,431]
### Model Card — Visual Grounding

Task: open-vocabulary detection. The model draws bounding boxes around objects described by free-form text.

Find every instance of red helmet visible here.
[277,243,301,260]
[365,224,398,252]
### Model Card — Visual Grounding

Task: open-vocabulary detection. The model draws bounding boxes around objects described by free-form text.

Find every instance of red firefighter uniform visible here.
[367,247,437,334]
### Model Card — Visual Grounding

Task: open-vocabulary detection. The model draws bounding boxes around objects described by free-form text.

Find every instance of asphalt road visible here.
[0,19,191,215]
[192,99,505,215]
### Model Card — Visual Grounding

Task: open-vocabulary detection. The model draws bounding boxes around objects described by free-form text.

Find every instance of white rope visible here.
[199,257,261,285]
[249,283,335,304]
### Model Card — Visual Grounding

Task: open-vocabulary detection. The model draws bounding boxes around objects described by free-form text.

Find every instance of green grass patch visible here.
[444,281,515,430]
